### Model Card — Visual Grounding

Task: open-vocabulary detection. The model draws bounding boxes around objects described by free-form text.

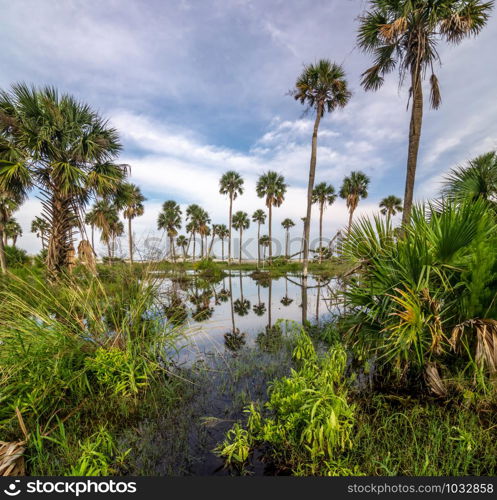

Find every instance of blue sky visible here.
[1,0,496,256]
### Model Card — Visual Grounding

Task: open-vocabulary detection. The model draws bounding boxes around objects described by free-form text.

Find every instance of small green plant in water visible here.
[215,330,358,475]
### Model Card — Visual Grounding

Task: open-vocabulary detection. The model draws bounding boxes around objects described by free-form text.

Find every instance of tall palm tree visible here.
[232,211,250,264]
[312,182,337,262]
[176,235,188,260]
[256,171,287,263]
[157,200,182,261]
[443,152,497,202]
[340,171,370,235]
[216,224,229,261]
[259,234,270,265]
[114,183,146,264]
[252,209,266,267]
[219,171,244,265]
[380,195,403,219]
[108,218,124,260]
[31,216,49,251]
[196,209,211,259]
[0,192,21,273]
[5,218,22,247]
[185,204,202,262]
[293,60,351,276]
[281,218,295,259]
[86,200,116,259]
[358,0,492,225]
[0,85,127,276]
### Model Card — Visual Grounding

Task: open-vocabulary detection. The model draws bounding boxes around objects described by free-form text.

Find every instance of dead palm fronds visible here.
[0,441,26,476]
[78,240,96,274]
[451,319,497,373]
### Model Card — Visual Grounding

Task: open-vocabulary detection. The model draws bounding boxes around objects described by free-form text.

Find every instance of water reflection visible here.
[157,270,339,362]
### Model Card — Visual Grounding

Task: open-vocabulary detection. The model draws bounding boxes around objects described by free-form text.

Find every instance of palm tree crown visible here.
[442,152,497,202]
[293,59,352,116]
[380,195,403,217]
[281,218,295,230]
[312,182,336,208]
[340,171,370,233]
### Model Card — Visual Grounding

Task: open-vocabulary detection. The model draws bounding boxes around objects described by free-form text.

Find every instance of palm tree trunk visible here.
[401,68,424,226]
[12,236,17,248]
[268,279,272,329]
[128,217,133,264]
[319,203,324,263]
[268,205,273,263]
[347,207,355,235]
[257,222,261,268]
[221,239,225,261]
[229,274,235,333]
[47,192,74,277]
[0,228,7,274]
[301,274,308,324]
[208,231,215,258]
[303,101,323,278]
[192,232,196,263]
[239,228,242,264]
[228,195,233,265]
[285,228,289,259]
[90,225,94,253]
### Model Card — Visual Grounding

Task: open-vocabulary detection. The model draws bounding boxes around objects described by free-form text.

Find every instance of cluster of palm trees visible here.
[155,166,403,265]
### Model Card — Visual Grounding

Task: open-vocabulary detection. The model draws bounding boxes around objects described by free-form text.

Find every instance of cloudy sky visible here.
[1,0,496,257]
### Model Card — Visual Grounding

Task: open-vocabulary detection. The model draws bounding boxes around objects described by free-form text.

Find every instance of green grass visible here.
[0,266,182,475]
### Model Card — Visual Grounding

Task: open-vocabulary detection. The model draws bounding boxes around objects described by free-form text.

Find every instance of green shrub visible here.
[5,245,30,267]
[216,330,357,475]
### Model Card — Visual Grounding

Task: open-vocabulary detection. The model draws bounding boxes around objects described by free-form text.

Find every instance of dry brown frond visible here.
[429,74,441,110]
[425,362,447,397]
[78,240,97,274]
[379,17,408,41]
[0,441,25,476]
[450,319,497,373]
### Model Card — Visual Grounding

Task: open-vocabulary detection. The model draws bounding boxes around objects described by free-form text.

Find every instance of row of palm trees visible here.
[153,167,402,264]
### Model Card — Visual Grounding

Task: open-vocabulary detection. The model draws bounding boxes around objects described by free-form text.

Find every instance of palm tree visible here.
[114,183,146,264]
[185,204,202,262]
[87,200,116,259]
[259,235,270,265]
[252,209,266,267]
[219,171,244,265]
[312,182,337,262]
[0,84,127,277]
[380,195,403,219]
[196,209,211,259]
[0,192,21,273]
[256,171,287,263]
[5,218,22,247]
[157,200,182,261]
[176,235,188,260]
[293,60,351,276]
[443,152,497,202]
[358,0,492,225]
[107,218,124,259]
[340,171,370,234]
[31,216,49,251]
[216,224,229,261]
[232,211,250,264]
[281,218,295,259]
